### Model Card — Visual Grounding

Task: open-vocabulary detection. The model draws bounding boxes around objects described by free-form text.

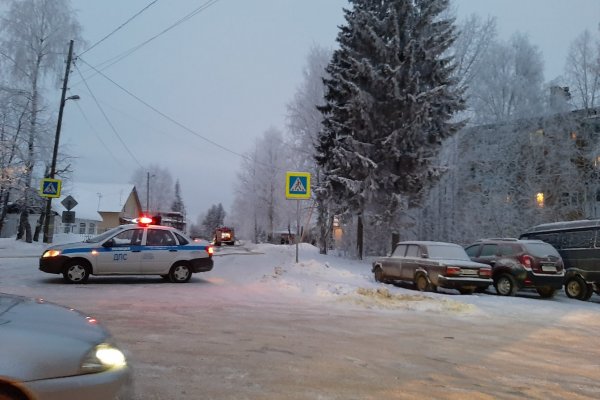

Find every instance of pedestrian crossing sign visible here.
[286,172,311,199]
[39,178,62,198]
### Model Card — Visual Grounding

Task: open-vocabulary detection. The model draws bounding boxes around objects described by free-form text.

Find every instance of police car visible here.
[39,217,214,284]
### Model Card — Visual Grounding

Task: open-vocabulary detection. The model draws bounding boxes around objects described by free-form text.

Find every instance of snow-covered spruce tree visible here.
[316,0,465,258]
[171,179,186,217]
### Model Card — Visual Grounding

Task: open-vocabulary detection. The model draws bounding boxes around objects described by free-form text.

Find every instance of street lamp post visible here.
[42,40,78,243]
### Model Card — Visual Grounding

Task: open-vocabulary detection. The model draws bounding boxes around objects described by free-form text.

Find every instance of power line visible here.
[72,100,128,170]
[79,0,160,57]
[79,0,220,78]
[74,62,145,169]
[77,57,255,164]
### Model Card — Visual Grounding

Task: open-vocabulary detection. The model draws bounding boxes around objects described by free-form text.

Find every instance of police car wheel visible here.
[169,263,191,283]
[63,261,90,284]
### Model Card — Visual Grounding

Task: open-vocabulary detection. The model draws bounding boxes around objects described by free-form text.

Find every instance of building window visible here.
[88,223,96,235]
[536,192,545,208]
[561,192,581,206]
[79,223,86,234]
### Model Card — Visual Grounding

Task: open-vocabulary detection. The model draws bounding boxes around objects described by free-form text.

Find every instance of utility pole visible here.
[43,40,75,243]
[146,172,150,213]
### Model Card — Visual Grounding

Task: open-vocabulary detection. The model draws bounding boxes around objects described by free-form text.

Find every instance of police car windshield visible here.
[85,226,127,243]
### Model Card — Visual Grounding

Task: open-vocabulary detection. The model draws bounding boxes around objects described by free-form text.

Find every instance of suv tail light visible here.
[479,267,492,277]
[206,246,214,257]
[446,266,461,276]
[518,254,533,270]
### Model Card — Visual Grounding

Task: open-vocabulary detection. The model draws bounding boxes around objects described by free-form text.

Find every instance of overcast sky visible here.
[61,0,600,223]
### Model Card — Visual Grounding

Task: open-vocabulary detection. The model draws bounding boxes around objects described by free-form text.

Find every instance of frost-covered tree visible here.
[231,127,293,243]
[0,0,82,242]
[451,14,497,93]
[286,45,332,253]
[565,29,599,111]
[287,45,332,172]
[469,33,545,124]
[317,0,464,257]
[0,87,30,235]
[451,14,497,123]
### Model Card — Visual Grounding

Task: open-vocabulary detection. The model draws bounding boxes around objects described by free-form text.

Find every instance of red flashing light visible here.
[139,216,153,225]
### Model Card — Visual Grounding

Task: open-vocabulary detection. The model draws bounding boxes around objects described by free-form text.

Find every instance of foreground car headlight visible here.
[81,343,127,373]
[42,249,61,258]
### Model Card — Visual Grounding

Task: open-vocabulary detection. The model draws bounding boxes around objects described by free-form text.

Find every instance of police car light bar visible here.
[139,216,153,225]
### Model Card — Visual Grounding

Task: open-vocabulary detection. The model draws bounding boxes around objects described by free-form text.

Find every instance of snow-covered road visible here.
[1,239,599,399]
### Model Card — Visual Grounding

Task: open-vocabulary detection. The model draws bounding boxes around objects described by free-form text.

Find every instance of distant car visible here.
[464,238,564,298]
[40,219,214,283]
[0,292,131,400]
[372,241,492,294]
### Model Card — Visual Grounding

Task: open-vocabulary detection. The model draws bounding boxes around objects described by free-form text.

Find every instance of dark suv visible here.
[464,239,565,298]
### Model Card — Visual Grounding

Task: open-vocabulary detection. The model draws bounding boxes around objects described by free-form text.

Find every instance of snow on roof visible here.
[53,182,137,221]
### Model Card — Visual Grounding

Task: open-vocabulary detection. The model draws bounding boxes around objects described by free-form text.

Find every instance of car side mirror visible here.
[103,239,114,248]
[421,253,429,259]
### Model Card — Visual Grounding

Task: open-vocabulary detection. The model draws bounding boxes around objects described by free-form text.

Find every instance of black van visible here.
[520,220,600,301]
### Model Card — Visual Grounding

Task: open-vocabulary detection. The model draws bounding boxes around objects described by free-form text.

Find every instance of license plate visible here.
[461,269,478,275]
[541,265,556,272]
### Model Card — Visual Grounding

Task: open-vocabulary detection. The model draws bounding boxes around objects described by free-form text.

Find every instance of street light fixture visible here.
[42,40,77,243]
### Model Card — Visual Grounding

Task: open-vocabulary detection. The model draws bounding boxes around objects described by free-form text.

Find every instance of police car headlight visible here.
[42,249,61,258]
[81,343,127,373]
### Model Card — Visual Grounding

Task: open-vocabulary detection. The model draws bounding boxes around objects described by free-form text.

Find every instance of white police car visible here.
[40,218,214,284]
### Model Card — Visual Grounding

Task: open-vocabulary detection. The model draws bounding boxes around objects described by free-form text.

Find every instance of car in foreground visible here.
[465,238,564,298]
[372,241,492,294]
[0,292,131,400]
[40,219,214,283]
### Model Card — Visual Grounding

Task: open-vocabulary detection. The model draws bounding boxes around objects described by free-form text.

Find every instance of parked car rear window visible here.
[426,244,470,261]
[523,242,560,257]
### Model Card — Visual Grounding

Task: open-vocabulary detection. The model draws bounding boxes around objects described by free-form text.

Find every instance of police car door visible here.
[96,228,144,274]
[142,228,178,274]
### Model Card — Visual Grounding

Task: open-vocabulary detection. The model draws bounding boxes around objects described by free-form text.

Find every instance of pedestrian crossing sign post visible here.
[285,172,311,200]
[39,178,62,198]
[285,172,311,264]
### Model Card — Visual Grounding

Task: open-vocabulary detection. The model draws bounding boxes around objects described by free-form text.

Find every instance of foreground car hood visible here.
[0,293,109,381]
